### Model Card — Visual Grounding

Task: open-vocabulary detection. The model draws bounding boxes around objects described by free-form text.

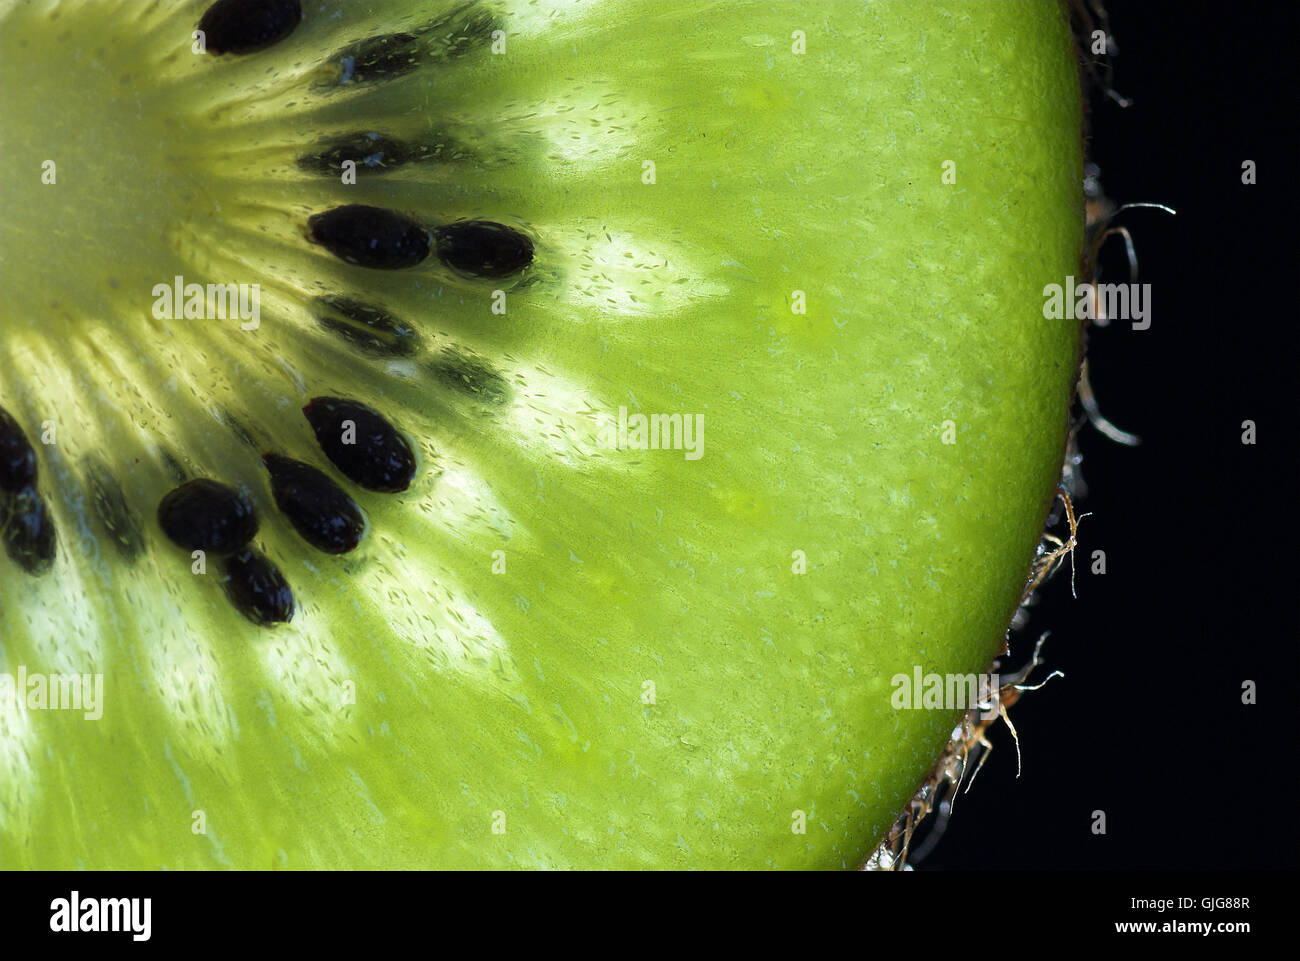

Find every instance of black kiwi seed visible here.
[2,486,57,576]
[307,205,432,270]
[327,33,421,85]
[314,295,421,358]
[222,549,294,626]
[433,221,534,278]
[159,449,188,486]
[263,454,366,554]
[85,459,144,561]
[302,397,417,493]
[157,478,257,555]
[220,409,260,451]
[0,405,37,491]
[198,0,302,56]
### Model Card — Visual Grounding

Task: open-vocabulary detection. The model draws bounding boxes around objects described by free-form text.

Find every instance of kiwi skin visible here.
[0,2,1085,869]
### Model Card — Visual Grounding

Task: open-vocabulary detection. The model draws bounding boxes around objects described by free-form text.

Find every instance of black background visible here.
[917,0,1298,871]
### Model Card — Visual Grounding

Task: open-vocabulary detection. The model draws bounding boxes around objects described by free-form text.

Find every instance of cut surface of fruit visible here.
[0,1,1083,869]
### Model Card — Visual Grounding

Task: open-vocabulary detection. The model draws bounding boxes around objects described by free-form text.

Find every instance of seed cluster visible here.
[307,205,536,279]
[5,1,530,632]
[155,477,293,624]
[191,1,463,625]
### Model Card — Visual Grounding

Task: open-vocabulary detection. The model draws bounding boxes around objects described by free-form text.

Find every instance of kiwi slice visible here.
[0,1,1084,869]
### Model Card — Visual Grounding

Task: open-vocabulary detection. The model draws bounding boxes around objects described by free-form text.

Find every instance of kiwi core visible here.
[0,4,204,337]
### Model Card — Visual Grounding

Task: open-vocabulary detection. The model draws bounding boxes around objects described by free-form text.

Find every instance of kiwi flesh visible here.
[0,1,1085,868]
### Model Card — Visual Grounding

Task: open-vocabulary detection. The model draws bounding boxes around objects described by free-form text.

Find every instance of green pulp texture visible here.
[0,1,1083,868]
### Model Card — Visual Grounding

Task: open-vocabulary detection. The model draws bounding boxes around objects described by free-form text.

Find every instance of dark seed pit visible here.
[2,485,57,576]
[314,295,420,358]
[303,397,417,493]
[430,351,511,406]
[157,478,257,555]
[326,33,421,85]
[297,131,469,176]
[263,454,366,554]
[85,460,144,561]
[222,549,294,626]
[421,7,501,60]
[299,132,418,176]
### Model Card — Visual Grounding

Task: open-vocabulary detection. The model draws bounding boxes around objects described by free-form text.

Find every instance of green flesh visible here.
[0,1,1083,868]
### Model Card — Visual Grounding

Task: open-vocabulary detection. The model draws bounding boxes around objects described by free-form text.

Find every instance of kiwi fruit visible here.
[0,1,1085,869]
